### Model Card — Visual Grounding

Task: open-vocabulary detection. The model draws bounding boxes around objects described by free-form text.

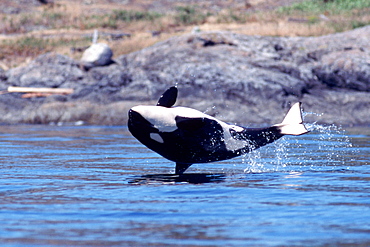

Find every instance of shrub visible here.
[174,6,209,25]
[112,10,162,22]
[279,0,370,14]
[278,0,370,15]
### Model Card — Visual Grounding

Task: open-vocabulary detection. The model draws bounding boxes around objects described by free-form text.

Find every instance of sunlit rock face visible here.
[1,26,370,125]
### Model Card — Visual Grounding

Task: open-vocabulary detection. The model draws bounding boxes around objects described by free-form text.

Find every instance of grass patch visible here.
[0,1,369,68]
[174,6,210,25]
[279,0,370,15]
[277,0,370,34]
[351,20,370,29]
[0,36,91,61]
[216,9,249,23]
[80,15,118,29]
[1,37,51,57]
[112,10,162,22]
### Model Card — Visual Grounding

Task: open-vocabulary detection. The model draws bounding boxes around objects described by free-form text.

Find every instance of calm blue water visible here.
[0,124,369,246]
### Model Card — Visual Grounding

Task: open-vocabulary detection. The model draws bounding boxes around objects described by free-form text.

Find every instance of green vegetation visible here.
[84,10,163,29]
[2,1,367,34]
[351,20,370,29]
[0,36,90,60]
[174,6,209,25]
[1,37,49,57]
[279,0,370,15]
[278,0,370,32]
[0,1,369,68]
[216,10,249,23]
[112,10,162,22]
[82,15,118,29]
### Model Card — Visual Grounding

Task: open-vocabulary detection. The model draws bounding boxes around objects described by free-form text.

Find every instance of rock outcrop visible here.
[1,26,370,126]
[81,43,114,70]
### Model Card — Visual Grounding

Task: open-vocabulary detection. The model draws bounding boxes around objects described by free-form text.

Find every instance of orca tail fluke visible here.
[274,102,309,136]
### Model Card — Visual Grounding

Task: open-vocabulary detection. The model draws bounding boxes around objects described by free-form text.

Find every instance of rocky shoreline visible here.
[0,26,369,126]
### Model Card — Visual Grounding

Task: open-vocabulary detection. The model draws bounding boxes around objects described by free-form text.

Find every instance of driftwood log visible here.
[6,86,73,98]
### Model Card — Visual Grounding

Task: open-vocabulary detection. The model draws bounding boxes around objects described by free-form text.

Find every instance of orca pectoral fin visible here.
[157,86,178,107]
[175,162,192,174]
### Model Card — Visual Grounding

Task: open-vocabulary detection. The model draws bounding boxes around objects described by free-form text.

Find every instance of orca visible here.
[128,86,309,174]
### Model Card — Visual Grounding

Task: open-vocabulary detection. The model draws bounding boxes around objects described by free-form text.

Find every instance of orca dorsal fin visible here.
[157,86,178,107]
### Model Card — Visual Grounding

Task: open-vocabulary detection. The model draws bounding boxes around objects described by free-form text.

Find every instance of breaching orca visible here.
[128,86,308,174]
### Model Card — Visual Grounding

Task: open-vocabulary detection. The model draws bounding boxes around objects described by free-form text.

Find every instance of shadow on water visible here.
[128,173,227,185]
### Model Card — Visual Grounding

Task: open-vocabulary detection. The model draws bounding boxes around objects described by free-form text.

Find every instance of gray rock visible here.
[5,53,83,88]
[1,26,370,126]
[312,50,370,91]
[80,43,113,69]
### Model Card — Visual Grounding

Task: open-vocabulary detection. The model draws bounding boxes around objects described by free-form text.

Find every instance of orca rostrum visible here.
[128,86,309,174]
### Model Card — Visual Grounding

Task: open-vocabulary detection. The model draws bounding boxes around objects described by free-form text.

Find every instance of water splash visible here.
[243,148,264,173]
[203,105,218,115]
[242,120,357,173]
[305,123,356,165]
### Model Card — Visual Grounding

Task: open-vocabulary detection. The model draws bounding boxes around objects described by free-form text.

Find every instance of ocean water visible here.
[0,124,369,246]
